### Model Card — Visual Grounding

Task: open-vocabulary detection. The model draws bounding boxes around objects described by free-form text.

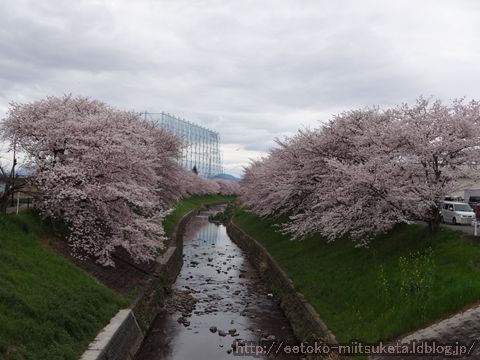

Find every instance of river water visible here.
[135,209,299,360]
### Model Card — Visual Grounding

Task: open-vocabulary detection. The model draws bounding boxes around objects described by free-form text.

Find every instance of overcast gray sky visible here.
[1,0,480,176]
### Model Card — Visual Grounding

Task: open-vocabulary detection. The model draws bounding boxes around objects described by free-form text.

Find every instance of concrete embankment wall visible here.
[227,220,337,346]
[80,207,201,360]
[81,203,335,360]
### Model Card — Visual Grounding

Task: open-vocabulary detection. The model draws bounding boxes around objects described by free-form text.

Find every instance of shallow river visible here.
[135,209,299,360]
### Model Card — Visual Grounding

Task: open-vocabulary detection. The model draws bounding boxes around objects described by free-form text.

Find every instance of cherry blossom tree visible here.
[280,107,413,243]
[214,179,241,196]
[145,121,185,206]
[394,98,480,230]
[241,130,330,219]
[241,98,480,243]
[179,170,219,196]
[1,95,183,265]
[177,170,241,197]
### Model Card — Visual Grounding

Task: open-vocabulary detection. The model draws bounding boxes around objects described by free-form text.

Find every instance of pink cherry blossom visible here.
[2,95,184,265]
[241,98,480,243]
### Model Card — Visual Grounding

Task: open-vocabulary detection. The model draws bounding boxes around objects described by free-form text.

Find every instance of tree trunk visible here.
[0,193,10,214]
[428,205,441,233]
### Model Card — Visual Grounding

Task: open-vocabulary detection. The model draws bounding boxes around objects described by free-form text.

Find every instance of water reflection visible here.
[136,212,298,360]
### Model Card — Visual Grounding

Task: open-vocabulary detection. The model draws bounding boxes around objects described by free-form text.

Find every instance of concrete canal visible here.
[135,208,299,359]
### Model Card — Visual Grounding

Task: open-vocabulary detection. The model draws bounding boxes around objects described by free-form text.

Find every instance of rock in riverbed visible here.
[164,289,197,316]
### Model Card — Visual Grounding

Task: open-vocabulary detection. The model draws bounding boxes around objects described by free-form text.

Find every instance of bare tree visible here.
[0,140,22,213]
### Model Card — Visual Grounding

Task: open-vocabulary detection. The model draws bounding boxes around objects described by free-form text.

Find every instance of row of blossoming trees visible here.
[241,98,480,245]
[0,95,239,266]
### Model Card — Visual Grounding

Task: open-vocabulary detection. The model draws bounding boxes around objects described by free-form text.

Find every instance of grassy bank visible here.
[233,208,480,343]
[0,196,236,360]
[0,210,125,360]
[0,195,234,360]
[163,195,235,238]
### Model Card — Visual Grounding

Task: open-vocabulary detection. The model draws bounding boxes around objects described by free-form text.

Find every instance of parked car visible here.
[468,196,480,210]
[440,201,475,225]
[464,189,480,210]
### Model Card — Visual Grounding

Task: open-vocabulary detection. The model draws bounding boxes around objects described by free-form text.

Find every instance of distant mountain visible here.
[210,173,240,182]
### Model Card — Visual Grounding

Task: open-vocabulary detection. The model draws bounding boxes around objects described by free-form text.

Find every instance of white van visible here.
[440,201,475,225]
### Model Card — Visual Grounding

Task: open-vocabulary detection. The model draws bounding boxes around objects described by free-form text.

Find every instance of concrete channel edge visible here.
[79,202,226,360]
[227,220,338,346]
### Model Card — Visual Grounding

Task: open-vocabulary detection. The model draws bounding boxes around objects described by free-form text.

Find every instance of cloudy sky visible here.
[1,0,480,176]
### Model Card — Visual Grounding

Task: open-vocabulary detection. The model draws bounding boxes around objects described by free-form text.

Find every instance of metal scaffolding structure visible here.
[144,112,223,178]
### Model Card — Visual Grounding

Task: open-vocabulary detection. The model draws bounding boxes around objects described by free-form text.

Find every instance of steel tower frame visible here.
[144,112,223,178]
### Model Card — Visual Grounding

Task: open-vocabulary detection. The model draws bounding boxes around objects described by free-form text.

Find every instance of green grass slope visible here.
[0,210,125,360]
[0,196,234,360]
[163,195,235,238]
[233,208,480,343]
